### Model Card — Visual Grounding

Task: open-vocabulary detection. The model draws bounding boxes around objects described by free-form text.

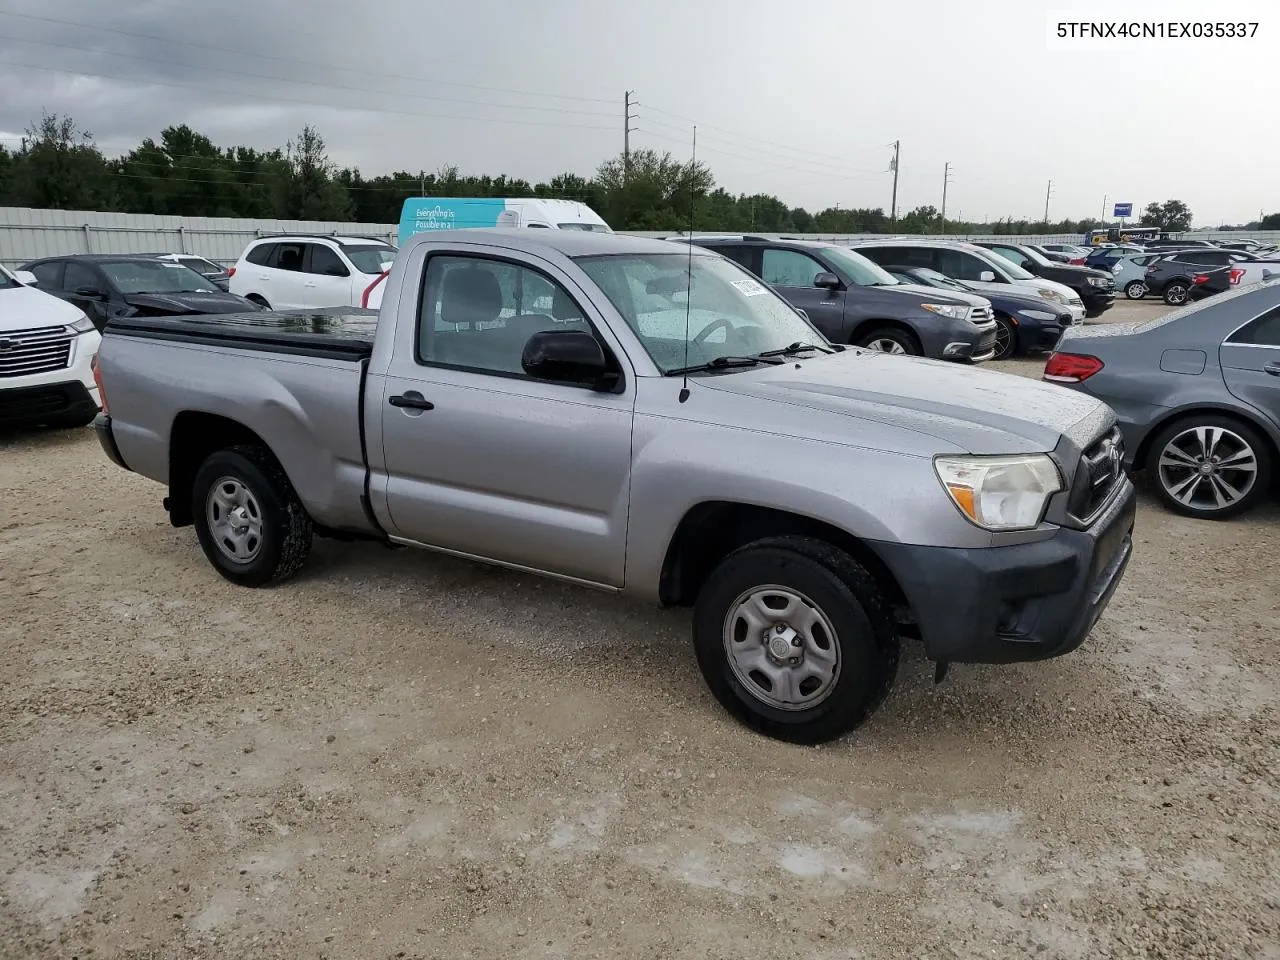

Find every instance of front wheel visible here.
[692,536,899,744]
[1124,280,1147,300]
[1146,416,1273,520]
[856,327,919,356]
[991,315,1017,360]
[1163,282,1189,306]
[192,445,313,586]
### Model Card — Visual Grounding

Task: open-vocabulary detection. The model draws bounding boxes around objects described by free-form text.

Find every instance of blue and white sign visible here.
[1113,202,1133,218]
[398,198,512,245]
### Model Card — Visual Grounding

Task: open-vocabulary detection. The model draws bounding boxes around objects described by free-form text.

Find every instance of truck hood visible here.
[0,282,87,331]
[122,291,254,315]
[699,349,1110,455]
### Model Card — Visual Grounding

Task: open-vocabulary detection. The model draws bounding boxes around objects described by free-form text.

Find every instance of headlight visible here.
[920,303,970,321]
[1019,309,1058,321]
[1037,288,1066,304]
[1086,276,1109,287]
[66,313,96,334]
[934,454,1064,531]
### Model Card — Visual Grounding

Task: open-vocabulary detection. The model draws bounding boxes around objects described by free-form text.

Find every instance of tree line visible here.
[0,112,1263,235]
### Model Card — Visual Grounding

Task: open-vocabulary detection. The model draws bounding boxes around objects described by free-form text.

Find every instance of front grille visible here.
[970,306,993,324]
[1068,426,1125,523]
[0,325,74,378]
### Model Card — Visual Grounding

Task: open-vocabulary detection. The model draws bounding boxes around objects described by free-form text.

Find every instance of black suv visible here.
[1142,252,1236,305]
[975,242,1116,318]
[679,236,998,361]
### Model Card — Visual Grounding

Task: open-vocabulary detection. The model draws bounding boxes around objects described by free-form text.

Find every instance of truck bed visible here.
[106,307,378,361]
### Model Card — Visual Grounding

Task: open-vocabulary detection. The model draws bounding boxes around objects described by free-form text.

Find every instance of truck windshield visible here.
[102,261,220,294]
[575,252,825,373]
[344,245,398,274]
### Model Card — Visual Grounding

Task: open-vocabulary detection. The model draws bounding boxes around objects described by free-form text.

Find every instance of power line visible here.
[639,102,895,168]
[0,56,620,133]
[0,33,618,120]
[0,7,616,106]
[635,127,886,184]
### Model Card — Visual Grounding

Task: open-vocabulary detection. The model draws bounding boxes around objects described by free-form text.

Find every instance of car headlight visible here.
[1037,288,1066,304]
[1019,309,1058,321]
[920,303,969,321]
[1086,276,1109,287]
[934,454,1064,531]
[66,313,96,334]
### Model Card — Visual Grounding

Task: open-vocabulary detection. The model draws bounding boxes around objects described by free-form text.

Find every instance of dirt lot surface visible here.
[3,301,1279,959]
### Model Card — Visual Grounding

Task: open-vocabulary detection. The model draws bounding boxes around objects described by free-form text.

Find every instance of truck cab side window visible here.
[417,255,595,377]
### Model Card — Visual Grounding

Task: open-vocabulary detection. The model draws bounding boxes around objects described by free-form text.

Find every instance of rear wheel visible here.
[1146,415,1273,520]
[991,314,1017,360]
[1124,280,1147,300]
[192,445,313,586]
[692,536,899,744]
[1163,282,1189,306]
[855,327,919,356]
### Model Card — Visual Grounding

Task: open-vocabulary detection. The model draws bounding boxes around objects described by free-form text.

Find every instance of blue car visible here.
[1084,245,1146,271]
[885,265,1077,360]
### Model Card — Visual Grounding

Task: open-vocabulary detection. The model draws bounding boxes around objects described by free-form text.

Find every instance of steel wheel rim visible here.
[866,338,906,355]
[993,319,1013,358]
[206,476,265,563]
[1157,426,1258,512]
[1166,284,1187,304]
[722,584,841,712]
[1125,282,1146,299]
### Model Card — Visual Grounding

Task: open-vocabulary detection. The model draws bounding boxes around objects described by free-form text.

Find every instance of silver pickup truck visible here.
[93,229,1137,743]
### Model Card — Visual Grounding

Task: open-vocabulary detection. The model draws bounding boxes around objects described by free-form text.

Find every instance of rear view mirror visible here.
[522,329,614,389]
[979,270,996,282]
[813,272,840,290]
[12,270,37,286]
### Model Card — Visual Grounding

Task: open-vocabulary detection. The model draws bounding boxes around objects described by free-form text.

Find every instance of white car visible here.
[228,235,397,310]
[0,265,101,429]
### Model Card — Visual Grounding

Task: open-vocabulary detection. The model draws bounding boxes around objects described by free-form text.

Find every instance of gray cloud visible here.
[0,0,1274,224]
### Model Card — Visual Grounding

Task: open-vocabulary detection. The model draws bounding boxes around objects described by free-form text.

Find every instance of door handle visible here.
[389,392,434,411]
[1264,362,1280,377]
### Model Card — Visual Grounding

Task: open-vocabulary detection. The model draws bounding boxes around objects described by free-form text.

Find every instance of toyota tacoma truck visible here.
[92,229,1137,743]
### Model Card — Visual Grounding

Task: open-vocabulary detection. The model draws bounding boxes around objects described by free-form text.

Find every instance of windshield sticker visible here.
[731,278,767,297]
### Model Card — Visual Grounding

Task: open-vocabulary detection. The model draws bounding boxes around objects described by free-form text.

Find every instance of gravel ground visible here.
[2,300,1278,959]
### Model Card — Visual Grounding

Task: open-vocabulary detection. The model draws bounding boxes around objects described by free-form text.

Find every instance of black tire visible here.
[1162,282,1189,306]
[855,327,920,356]
[692,536,899,744]
[991,315,1018,360]
[1124,280,1146,300]
[191,445,313,586]
[1145,414,1274,520]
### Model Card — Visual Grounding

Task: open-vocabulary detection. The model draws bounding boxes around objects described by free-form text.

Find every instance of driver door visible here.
[759,247,844,340]
[376,250,635,587]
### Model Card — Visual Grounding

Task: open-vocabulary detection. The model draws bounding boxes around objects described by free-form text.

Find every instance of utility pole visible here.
[941,161,954,230]
[1044,179,1054,224]
[889,140,900,221]
[624,91,638,182]
[1101,193,1108,224]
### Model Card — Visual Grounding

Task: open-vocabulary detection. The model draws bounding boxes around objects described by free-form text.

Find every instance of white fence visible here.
[2,205,1277,268]
[0,206,398,268]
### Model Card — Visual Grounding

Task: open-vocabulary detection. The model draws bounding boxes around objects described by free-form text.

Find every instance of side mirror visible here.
[978,270,996,282]
[813,272,840,290]
[12,270,37,286]
[522,329,614,389]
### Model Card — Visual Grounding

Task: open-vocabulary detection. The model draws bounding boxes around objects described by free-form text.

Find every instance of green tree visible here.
[10,112,110,210]
[1139,199,1193,233]
[594,148,714,231]
[281,125,353,220]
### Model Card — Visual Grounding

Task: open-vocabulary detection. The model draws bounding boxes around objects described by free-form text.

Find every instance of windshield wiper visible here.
[756,340,833,358]
[665,355,784,376]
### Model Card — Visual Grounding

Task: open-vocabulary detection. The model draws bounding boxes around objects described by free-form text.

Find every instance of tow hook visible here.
[933,661,950,684]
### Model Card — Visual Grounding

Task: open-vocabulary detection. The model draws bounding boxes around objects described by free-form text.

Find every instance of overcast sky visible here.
[0,0,1275,225]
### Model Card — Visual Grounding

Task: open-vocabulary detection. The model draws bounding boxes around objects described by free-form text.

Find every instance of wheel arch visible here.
[1133,403,1280,474]
[847,318,922,352]
[167,411,286,527]
[657,500,908,614]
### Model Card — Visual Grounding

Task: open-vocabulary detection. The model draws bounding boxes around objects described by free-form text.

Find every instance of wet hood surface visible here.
[700,349,1111,455]
[123,291,256,315]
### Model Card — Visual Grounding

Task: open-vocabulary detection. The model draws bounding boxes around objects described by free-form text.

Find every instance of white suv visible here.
[229,235,397,310]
